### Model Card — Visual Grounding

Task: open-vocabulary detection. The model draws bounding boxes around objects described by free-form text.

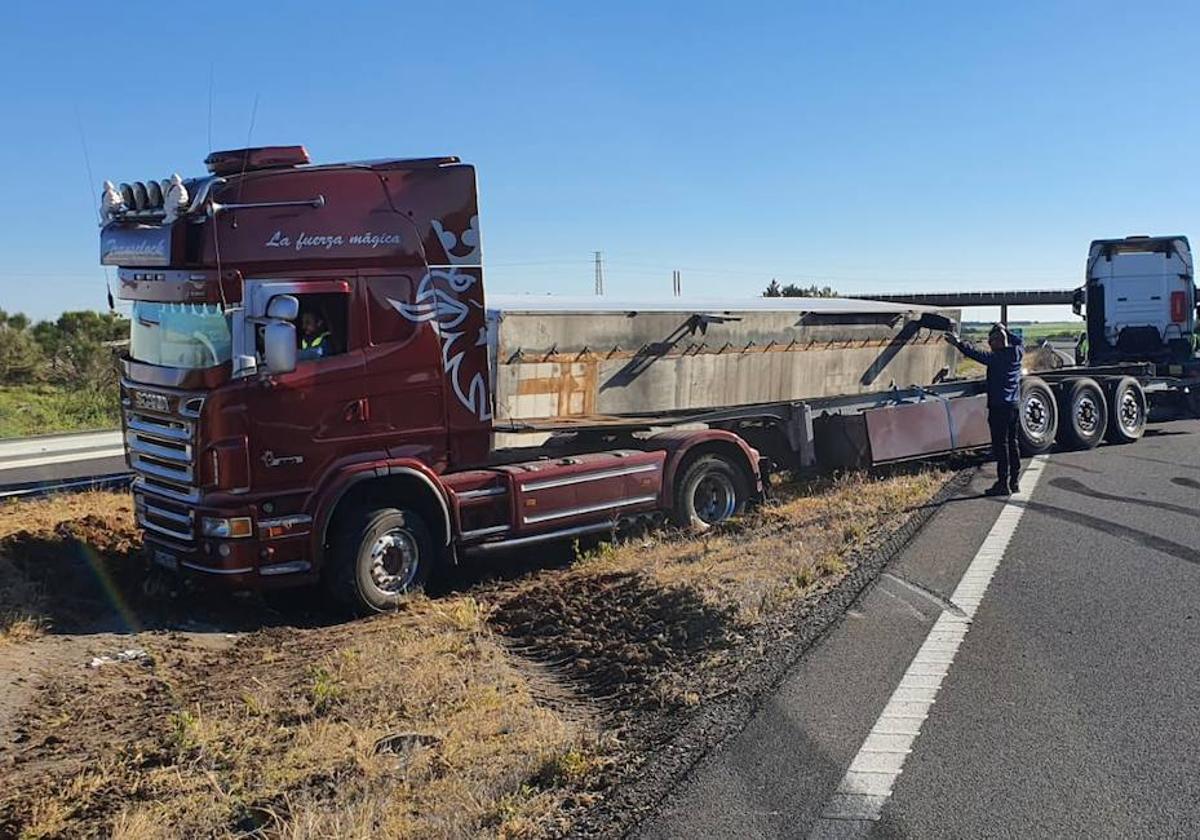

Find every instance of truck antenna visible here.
[74,103,115,311]
[214,91,260,311]
[206,62,214,152]
[234,93,260,203]
[73,104,100,224]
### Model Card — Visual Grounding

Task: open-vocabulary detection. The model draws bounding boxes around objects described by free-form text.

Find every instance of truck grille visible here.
[124,388,202,544]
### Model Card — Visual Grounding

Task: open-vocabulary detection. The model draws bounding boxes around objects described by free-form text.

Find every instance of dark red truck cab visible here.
[101,147,761,612]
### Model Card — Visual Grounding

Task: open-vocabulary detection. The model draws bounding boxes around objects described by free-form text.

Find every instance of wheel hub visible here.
[693,473,736,524]
[1119,392,1141,432]
[1075,395,1099,433]
[1023,394,1050,438]
[368,529,419,595]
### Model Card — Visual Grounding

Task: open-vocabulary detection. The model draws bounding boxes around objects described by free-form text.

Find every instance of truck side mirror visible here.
[266,294,300,321]
[1071,288,1084,317]
[263,321,297,374]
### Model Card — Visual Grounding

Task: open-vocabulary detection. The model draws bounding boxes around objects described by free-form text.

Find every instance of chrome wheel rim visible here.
[1023,393,1051,443]
[367,529,419,595]
[693,472,737,524]
[1118,390,1142,434]
[1074,394,1100,434]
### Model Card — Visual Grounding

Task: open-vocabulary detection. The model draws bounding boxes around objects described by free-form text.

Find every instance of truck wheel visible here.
[1018,376,1058,456]
[1055,377,1108,450]
[1103,376,1146,444]
[328,506,434,613]
[672,454,749,532]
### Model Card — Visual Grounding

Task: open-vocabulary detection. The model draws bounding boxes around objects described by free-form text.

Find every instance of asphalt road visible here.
[639,418,1200,840]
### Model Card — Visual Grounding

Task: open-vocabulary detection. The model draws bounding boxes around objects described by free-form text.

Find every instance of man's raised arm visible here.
[943,332,992,364]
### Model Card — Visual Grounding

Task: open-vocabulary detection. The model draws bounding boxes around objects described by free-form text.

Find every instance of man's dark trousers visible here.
[988,403,1021,487]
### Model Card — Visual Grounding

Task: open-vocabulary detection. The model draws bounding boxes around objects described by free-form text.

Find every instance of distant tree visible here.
[763,280,838,298]
[31,311,127,390]
[0,311,44,384]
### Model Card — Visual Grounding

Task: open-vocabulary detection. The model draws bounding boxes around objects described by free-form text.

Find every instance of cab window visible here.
[293,293,349,361]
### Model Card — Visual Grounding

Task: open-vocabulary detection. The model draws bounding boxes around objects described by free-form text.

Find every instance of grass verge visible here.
[488,467,949,711]
[0,602,596,839]
[0,385,121,439]
[0,464,953,837]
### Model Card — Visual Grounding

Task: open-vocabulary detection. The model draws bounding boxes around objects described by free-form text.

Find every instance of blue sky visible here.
[1,1,1197,322]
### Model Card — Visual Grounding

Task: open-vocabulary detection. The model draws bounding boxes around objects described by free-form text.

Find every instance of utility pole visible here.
[594,251,605,296]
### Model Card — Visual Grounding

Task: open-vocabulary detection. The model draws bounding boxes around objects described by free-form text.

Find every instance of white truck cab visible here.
[1080,236,1197,364]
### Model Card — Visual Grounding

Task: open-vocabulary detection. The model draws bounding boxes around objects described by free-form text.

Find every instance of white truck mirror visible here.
[267,294,300,321]
[263,321,297,374]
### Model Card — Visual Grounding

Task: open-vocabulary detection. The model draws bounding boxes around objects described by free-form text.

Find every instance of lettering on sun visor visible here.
[264,230,403,251]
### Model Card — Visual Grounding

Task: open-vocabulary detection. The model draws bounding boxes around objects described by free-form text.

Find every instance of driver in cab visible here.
[298,309,331,361]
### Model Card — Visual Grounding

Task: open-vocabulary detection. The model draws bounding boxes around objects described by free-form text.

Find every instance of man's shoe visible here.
[985,482,1010,497]
[1009,481,1020,494]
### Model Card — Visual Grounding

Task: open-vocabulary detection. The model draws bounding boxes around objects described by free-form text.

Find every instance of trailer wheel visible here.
[673,454,749,532]
[327,506,434,614]
[1055,377,1108,450]
[1018,376,1058,456]
[1103,376,1146,444]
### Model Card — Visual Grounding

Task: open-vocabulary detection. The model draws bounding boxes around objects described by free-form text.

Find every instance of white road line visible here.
[807,455,1049,840]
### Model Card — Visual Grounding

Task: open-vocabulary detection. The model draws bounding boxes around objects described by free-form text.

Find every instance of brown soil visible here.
[0,515,146,634]
[491,571,737,711]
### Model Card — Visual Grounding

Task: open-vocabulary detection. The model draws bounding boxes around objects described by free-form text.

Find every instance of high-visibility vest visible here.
[301,332,329,351]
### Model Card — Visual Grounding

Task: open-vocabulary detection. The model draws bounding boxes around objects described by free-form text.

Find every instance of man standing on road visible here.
[945,324,1025,496]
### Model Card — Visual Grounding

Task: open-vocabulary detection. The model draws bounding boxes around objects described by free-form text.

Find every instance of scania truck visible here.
[97,146,1147,612]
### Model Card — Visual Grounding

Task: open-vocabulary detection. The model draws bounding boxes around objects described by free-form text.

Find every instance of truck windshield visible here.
[129,301,232,369]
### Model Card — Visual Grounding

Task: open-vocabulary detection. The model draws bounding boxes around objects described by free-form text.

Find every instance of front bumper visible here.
[144,531,316,589]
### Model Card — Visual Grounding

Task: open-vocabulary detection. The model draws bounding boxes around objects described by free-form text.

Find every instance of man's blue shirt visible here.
[959,334,1024,407]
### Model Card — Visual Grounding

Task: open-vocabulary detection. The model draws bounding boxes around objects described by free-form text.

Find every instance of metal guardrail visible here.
[0,430,125,471]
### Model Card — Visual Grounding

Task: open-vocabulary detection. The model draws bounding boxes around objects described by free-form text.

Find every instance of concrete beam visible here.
[865,290,1076,308]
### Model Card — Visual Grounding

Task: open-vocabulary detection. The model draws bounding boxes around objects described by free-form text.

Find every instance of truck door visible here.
[361,273,450,469]
[242,279,370,496]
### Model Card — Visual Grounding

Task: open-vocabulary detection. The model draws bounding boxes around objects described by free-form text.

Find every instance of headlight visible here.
[200,516,253,539]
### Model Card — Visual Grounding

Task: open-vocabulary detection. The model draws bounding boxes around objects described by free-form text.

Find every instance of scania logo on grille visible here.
[132,390,170,413]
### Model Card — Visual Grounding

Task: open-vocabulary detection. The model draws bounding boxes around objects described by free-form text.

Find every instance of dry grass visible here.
[1,597,596,839]
[571,467,950,623]
[0,465,952,837]
[486,465,950,712]
[0,490,133,539]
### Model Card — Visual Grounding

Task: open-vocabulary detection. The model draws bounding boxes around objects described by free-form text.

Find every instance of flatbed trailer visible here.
[499,357,1164,477]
